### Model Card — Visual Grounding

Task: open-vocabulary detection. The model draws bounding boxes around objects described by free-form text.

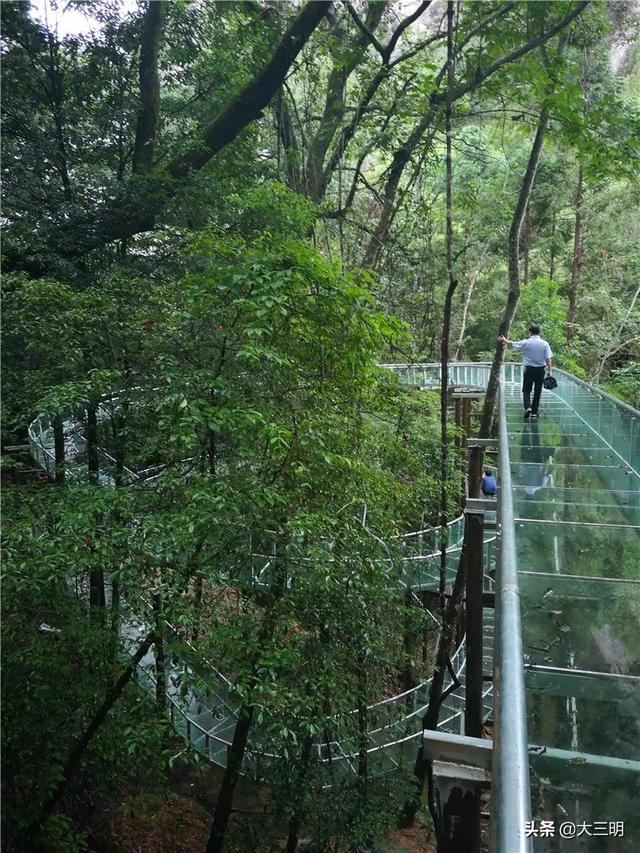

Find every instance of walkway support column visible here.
[454,397,463,447]
[462,398,471,440]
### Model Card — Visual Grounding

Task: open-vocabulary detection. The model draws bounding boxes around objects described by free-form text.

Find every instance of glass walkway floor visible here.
[504,375,640,851]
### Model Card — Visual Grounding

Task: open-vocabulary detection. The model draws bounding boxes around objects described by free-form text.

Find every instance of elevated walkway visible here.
[389,362,640,851]
[27,384,494,782]
[28,362,640,849]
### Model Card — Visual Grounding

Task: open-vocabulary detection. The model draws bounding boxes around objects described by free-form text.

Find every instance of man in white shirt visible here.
[497,325,553,419]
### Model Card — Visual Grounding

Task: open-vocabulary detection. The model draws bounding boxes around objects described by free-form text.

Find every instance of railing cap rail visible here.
[554,367,640,419]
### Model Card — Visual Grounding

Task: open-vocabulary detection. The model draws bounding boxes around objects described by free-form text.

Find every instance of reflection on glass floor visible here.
[503,381,640,851]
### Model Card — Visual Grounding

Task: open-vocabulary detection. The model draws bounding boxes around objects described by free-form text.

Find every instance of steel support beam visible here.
[466,437,499,449]
[462,397,472,438]
[423,729,493,770]
[530,744,640,780]
[465,497,497,513]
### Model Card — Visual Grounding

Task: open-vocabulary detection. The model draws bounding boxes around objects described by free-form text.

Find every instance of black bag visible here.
[543,375,558,390]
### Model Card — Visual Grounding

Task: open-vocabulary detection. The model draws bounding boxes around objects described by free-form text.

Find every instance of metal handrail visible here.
[554,367,640,418]
[492,371,532,853]
[380,361,640,419]
[378,361,492,369]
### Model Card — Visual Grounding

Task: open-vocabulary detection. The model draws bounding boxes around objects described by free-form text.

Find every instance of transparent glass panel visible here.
[505,368,640,848]
[519,571,640,675]
[516,520,640,581]
[526,669,640,757]
[530,757,640,852]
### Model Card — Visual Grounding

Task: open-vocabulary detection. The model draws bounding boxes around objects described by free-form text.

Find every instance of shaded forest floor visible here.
[89,751,438,852]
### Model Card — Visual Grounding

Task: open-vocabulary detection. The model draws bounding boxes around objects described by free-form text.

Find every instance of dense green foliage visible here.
[2,1,639,850]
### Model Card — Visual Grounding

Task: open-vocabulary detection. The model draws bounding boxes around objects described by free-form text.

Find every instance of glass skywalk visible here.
[383,362,640,851]
[503,370,640,852]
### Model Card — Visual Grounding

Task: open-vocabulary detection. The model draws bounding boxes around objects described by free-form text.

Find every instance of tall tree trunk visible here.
[476,103,551,448]
[208,427,217,477]
[205,705,254,853]
[306,1,388,201]
[27,632,155,841]
[204,594,281,852]
[411,5,459,839]
[523,202,531,286]
[453,238,491,360]
[362,118,436,269]
[566,164,583,342]
[153,590,165,708]
[549,206,556,281]
[53,414,65,484]
[87,403,99,485]
[111,400,127,640]
[87,404,106,610]
[402,590,419,692]
[132,0,164,175]
[284,735,314,852]
[274,91,303,192]
[357,670,369,799]
[46,32,72,200]
[438,0,458,625]
[477,24,578,446]
[113,402,127,487]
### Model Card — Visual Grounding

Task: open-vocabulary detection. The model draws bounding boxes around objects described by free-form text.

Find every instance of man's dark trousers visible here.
[523,366,545,413]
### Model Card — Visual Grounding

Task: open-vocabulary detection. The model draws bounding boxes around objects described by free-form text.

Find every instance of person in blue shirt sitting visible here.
[481,468,497,496]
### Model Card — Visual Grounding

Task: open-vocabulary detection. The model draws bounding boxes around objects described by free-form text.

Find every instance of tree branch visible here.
[28,631,156,839]
[442,2,589,105]
[385,0,432,60]
[342,1,386,60]
[321,5,445,194]
[361,2,589,270]
[5,1,332,272]
[306,1,388,200]
[167,1,332,177]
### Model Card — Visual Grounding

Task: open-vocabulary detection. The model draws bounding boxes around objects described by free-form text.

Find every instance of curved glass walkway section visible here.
[27,386,496,781]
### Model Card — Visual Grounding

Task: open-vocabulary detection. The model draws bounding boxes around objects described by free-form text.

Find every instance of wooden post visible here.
[450,511,484,853]
[462,397,472,439]
[455,397,464,511]
[454,397,463,451]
